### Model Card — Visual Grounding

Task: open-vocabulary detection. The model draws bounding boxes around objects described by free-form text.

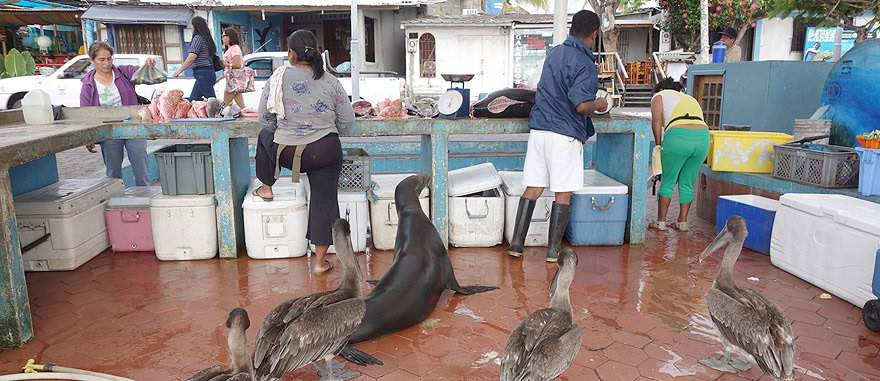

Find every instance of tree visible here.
[770,0,878,43]
[503,0,550,13]
[661,0,775,51]
[586,0,624,54]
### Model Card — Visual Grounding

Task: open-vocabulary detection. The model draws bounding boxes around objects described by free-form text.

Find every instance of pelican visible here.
[252,219,366,381]
[699,216,794,380]
[186,308,252,381]
[501,248,583,381]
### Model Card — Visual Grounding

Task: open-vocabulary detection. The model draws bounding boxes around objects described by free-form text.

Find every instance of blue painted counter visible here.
[0,106,650,348]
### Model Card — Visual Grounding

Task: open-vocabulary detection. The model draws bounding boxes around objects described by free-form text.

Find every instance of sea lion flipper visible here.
[366,280,380,286]
[450,284,500,295]
[339,345,385,366]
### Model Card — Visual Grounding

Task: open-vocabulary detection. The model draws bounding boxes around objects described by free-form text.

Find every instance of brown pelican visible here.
[501,248,583,381]
[252,219,366,381]
[699,216,794,380]
[186,308,252,381]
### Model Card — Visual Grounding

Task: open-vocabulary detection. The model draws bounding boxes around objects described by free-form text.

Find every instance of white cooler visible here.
[14,178,124,271]
[770,194,880,308]
[448,163,504,247]
[305,184,369,253]
[499,171,554,247]
[150,194,217,261]
[243,179,308,259]
[370,173,430,251]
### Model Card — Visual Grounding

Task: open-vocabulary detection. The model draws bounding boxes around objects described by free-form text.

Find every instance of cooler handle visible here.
[121,210,140,223]
[591,196,615,212]
[465,199,489,219]
[532,202,551,222]
[386,202,399,226]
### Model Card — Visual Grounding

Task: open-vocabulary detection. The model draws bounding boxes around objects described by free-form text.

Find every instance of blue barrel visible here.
[712,41,727,63]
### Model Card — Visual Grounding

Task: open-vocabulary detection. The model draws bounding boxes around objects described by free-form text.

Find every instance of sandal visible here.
[252,188,273,202]
[676,221,689,232]
[312,260,334,275]
[649,221,667,231]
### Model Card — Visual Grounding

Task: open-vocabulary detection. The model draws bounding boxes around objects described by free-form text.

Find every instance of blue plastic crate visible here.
[716,195,779,255]
[856,147,880,196]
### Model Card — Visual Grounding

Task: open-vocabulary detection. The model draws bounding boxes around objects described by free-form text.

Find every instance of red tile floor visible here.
[2,207,880,380]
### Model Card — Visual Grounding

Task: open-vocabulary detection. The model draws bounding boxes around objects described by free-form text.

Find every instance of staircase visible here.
[622,84,653,108]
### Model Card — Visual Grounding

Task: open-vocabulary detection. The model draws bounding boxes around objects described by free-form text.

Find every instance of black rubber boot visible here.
[507,197,536,257]
[546,202,571,262]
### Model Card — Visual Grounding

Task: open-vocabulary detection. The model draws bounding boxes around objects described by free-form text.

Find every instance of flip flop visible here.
[252,188,273,202]
[312,260,333,275]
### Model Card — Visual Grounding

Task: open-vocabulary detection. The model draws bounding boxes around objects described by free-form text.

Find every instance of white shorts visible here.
[522,130,584,193]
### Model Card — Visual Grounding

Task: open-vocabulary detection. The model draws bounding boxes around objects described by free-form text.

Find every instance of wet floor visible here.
[1,209,879,380]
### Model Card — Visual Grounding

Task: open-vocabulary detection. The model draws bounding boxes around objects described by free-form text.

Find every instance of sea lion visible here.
[340,172,499,365]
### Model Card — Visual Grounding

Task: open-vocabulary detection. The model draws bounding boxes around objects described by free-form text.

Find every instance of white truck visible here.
[0,52,403,110]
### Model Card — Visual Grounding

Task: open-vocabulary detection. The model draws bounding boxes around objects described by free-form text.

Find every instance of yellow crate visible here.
[707,131,793,173]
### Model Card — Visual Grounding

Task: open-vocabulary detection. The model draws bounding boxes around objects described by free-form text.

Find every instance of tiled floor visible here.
[2,212,880,380]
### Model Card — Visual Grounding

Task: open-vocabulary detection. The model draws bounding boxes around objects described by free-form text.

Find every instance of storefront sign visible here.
[513,29,553,87]
[803,27,877,61]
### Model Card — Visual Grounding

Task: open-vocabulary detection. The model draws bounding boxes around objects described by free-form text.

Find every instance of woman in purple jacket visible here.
[80,42,153,186]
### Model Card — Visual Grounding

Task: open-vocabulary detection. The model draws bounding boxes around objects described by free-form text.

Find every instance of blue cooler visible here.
[867,250,880,332]
[716,195,779,255]
[565,170,629,246]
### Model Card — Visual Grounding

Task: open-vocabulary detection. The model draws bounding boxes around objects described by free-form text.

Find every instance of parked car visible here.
[0,54,197,110]
[217,51,404,107]
[0,51,403,110]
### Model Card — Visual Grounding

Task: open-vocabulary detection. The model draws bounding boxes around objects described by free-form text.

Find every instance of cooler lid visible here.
[573,170,628,195]
[448,163,502,197]
[243,178,307,210]
[718,195,780,212]
[106,186,162,210]
[150,193,216,208]
[338,191,367,202]
[14,178,124,217]
[372,173,428,199]
[498,171,553,197]
[779,193,880,236]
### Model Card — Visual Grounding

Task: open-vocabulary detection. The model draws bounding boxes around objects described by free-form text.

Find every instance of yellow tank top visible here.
[652,90,708,130]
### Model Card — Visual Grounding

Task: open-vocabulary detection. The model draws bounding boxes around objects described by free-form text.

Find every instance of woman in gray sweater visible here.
[254,30,355,275]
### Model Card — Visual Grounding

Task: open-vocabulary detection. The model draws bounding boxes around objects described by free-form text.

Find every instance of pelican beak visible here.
[549,269,558,297]
[700,226,733,262]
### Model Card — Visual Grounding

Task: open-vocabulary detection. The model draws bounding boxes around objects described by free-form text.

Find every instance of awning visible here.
[0,0,84,26]
[81,5,193,26]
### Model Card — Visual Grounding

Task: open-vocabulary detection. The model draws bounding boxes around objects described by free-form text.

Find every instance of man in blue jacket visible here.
[508,9,608,262]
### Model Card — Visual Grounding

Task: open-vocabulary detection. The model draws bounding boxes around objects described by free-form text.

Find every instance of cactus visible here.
[21,51,36,76]
[6,49,26,77]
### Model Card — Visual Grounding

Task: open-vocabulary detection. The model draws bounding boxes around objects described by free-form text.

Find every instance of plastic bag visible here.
[225,67,255,94]
[132,62,168,85]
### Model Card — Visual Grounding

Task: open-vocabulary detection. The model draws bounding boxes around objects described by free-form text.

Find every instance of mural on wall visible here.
[252,17,282,52]
[820,40,880,146]
[803,27,878,61]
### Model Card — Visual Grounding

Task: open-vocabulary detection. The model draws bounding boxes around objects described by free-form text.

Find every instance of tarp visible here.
[82,5,193,26]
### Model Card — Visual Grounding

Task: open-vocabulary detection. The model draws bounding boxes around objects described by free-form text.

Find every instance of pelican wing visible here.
[530,324,583,380]
[253,291,365,380]
[707,287,794,379]
[501,309,575,381]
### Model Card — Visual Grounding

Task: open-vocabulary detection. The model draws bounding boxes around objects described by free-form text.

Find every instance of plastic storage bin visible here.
[499,171,553,247]
[772,143,860,188]
[770,194,880,308]
[154,144,214,195]
[105,186,162,253]
[448,163,504,247]
[707,131,793,173]
[716,195,780,255]
[370,173,430,251]
[150,194,217,260]
[243,178,308,259]
[14,178,124,271]
[855,148,880,196]
[566,170,629,246]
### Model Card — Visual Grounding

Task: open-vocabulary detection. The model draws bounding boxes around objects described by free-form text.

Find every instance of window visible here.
[791,18,821,51]
[247,58,274,80]
[60,58,91,79]
[365,17,375,63]
[114,25,164,59]
[695,75,724,129]
[419,33,436,78]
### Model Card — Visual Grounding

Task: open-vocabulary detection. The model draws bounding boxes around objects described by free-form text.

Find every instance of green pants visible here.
[659,128,710,204]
